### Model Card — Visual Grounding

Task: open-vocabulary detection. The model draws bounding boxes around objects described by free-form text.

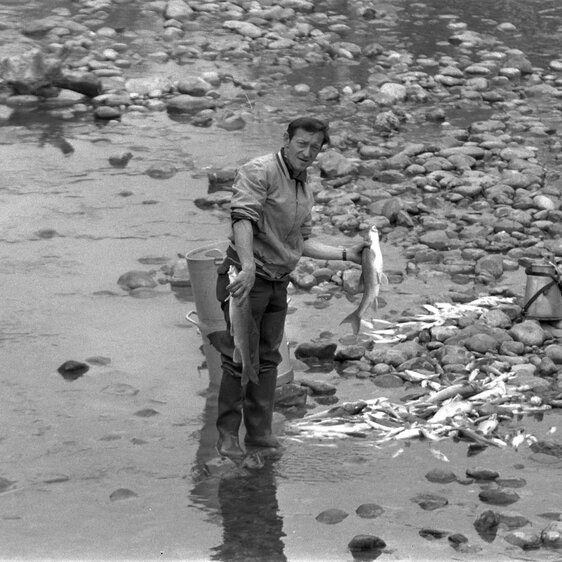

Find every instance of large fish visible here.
[227,265,260,386]
[340,225,388,335]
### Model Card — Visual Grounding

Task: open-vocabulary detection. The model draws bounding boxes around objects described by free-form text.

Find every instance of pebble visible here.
[315,508,349,524]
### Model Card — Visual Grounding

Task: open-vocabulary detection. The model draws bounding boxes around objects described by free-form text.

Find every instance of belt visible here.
[227,243,289,281]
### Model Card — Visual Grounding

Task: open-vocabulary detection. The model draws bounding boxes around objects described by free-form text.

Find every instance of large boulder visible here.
[0,48,62,94]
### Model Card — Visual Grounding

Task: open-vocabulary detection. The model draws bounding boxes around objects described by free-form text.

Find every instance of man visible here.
[215,117,365,459]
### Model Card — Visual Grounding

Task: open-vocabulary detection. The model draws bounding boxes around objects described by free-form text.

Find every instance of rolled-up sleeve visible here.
[230,162,267,225]
[300,212,312,240]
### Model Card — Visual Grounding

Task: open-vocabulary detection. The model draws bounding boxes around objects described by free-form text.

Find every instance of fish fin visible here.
[377,272,389,285]
[207,330,234,356]
[340,310,361,335]
[233,347,242,364]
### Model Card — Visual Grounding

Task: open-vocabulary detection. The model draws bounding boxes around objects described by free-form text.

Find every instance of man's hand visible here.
[227,267,255,305]
[346,241,370,265]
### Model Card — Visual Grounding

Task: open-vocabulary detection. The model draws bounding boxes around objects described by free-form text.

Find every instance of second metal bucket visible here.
[186,241,294,388]
[523,262,562,321]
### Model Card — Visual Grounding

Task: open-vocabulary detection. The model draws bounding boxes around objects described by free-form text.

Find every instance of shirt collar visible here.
[281,148,307,187]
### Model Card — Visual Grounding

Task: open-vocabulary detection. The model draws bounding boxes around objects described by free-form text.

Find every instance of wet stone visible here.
[425,468,456,484]
[504,530,542,550]
[419,528,449,540]
[145,163,177,179]
[479,487,520,506]
[57,360,89,381]
[499,511,531,529]
[315,508,349,524]
[355,503,384,519]
[348,534,386,554]
[108,151,133,168]
[496,477,526,488]
[109,488,138,501]
[117,271,157,291]
[466,467,499,481]
[541,521,562,548]
[411,492,448,511]
[299,380,337,396]
[133,408,159,418]
[371,373,403,388]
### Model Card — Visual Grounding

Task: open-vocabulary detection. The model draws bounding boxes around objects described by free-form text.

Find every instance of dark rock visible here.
[355,503,384,519]
[419,528,449,540]
[274,384,307,408]
[425,468,456,483]
[295,341,337,361]
[372,373,404,388]
[133,408,159,417]
[348,534,386,553]
[479,487,520,506]
[57,360,89,381]
[109,488,138,501]
[315,508,349,524]
[55,70,102,97]
[109,152,133,168]
[474,510,499,542]
[541,521,562,548]
[465,467,499,481]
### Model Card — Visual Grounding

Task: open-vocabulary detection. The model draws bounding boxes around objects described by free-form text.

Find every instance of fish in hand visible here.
[227,265,260,386]
[340,225,388,335]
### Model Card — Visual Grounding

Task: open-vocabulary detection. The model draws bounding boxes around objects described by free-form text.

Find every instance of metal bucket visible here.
[523,262,562,321]
[185,242,294,387]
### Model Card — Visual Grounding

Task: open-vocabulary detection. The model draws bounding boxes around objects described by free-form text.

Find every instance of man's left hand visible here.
[346,241,370,265]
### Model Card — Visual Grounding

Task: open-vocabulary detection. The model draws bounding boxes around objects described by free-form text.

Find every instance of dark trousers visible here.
[215,268,288,448]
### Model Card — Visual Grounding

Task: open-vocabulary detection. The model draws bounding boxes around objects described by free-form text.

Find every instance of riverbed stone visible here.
[348,534,386,553]
[117,271,157,291]
[504,531,542,550]
[166,94,216,113]
[479,488,520,506]
[425,468,456,483]
[509,320,547,346]
[315,508,348,524]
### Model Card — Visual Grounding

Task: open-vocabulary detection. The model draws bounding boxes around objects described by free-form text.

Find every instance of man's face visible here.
[283,128,324,172]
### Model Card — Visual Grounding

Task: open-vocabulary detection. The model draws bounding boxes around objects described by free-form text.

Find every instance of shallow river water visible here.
[2,1,562,561]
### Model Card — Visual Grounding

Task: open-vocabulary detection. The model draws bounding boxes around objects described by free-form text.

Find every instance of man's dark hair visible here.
[286,117,330,146]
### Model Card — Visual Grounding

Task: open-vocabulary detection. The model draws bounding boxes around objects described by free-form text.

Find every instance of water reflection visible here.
[191,382,287,562]
[210,464,286,562]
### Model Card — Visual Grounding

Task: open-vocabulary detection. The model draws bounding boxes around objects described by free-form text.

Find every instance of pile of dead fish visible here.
[290,295,562,450]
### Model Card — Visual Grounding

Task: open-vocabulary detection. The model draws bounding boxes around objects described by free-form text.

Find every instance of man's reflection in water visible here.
[191,381,287,562]
[211,462,287,562]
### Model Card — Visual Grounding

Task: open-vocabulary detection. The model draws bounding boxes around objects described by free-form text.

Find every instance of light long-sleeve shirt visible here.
[227,150,314,280]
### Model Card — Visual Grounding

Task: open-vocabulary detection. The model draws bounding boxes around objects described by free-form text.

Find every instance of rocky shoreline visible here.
[4,0,562,558]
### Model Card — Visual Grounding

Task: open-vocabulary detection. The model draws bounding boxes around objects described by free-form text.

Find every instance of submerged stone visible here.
[355,503,384,519]
[479,487,520,506]
[425,468,456,484]
[348,534,386,553]
[315,508,349,524]
[411,493,448,511]
[57,360,89,381]
[109,488,138,501]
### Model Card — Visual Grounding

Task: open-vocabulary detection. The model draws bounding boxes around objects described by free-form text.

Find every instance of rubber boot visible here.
[216,372,245,460]
[243,369,281,449]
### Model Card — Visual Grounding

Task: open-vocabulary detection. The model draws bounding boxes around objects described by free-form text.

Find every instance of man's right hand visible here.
[227,266,255,305]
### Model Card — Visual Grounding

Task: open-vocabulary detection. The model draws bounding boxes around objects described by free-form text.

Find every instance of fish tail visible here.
[241,364,259,387]
[340,310,361,335]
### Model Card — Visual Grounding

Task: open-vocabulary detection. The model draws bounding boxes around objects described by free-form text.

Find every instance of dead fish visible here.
[476,414,498,436]
[228,265,259,386]
[429,398,473,423]
[340,225,388,335]
[430,448,450,462]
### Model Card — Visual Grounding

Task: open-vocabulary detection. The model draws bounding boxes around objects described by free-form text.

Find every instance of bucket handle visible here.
[185,310,200,329]
[522,274,560,316]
